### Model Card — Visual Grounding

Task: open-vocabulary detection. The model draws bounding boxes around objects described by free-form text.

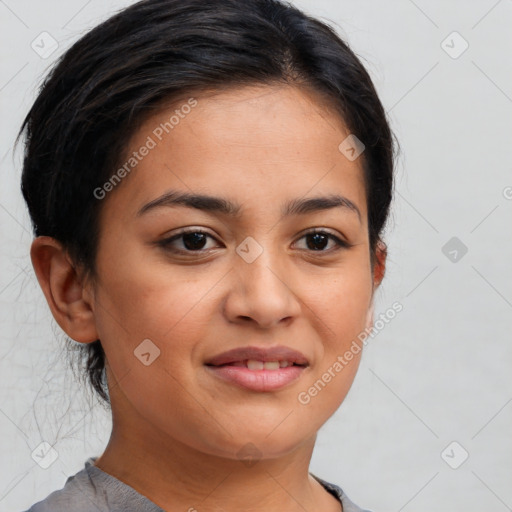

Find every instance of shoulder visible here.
[21,458,106,512]
[21,457,163,512]
[311,474,374,512]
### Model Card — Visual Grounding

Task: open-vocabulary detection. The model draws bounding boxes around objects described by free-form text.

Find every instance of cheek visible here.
[93,271,217,443]
[92,252,227,421]
[323,283,372,347]
[295,258,372,415]
[93,231,209,337]
[94,267,214,363]
[308,260,373,346]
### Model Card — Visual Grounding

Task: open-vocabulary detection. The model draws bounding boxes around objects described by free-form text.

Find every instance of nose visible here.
[223,243,302,329]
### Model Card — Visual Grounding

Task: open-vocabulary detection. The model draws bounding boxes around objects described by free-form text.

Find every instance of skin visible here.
[31,84,386,512]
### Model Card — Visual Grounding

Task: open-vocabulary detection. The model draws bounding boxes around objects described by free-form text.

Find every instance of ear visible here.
[372,240,387,290]
[365,302,375,332]
[30,236,99,343]
[366,240,387,330]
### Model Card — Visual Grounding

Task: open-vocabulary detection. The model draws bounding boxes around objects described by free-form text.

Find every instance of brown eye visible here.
[180,232,209,251]
[294,230,351,252]
[305,232,330,251]
[158,229,220,254]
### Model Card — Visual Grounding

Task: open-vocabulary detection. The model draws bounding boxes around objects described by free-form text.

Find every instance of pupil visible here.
[181,233,329,251]
[183,232,207,250]
[307,233,328,250]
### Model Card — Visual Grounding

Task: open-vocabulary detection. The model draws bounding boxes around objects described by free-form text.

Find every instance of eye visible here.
[157,228,352,256]
[158,229,221,254]
[293,229,352,252]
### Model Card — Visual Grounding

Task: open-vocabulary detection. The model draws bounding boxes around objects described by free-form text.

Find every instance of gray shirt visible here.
[22,457,372,512]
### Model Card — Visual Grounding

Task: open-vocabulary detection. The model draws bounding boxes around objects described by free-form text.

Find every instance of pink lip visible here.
[205,365,306,392]
[204,345,309,392]
[205,345,309,366]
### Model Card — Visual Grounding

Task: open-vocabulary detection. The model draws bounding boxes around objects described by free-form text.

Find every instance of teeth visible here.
[247,360,264,370]
[246,360,292,370]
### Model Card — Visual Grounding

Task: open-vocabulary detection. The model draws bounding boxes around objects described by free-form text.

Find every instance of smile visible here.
[205,364,307,392]
[226,359,298,370]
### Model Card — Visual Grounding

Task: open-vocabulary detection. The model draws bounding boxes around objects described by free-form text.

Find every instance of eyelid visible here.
[158,227,220,244]
[297,227,347,240]
[164,227,215,237]
[156,227,222,254]
[294,228,353,250]
[157,226,353,256]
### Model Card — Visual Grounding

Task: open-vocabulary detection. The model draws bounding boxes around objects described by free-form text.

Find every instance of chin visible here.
[189,422,314,462]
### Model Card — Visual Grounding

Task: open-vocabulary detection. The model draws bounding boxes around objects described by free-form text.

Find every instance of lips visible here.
[205,345,309,367]
[204,345,309,392]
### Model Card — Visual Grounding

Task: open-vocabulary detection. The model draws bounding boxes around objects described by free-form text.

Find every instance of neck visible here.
[94,396,341,512]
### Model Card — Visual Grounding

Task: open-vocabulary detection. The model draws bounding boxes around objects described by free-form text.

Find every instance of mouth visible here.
[209,359,306,370]
[204,345,309,392]
[205,345,309,367]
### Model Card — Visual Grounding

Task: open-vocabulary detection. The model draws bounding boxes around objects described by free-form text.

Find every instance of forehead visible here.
[102,84,367,221]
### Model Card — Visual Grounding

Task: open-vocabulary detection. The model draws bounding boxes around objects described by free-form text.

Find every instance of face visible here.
[87,84,383,460]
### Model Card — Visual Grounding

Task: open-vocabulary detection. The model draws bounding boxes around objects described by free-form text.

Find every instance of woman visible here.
[18,0,397,510]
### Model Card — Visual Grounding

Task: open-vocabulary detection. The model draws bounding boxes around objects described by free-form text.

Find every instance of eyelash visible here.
[157,228,352,256]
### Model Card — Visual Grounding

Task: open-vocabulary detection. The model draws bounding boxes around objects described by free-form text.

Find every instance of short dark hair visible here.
[17,0,398,406]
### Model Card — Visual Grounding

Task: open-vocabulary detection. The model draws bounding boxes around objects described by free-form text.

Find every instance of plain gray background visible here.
[1,1,511,511]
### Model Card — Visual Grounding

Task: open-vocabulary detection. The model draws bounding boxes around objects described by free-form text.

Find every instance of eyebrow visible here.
[137,190,361,222]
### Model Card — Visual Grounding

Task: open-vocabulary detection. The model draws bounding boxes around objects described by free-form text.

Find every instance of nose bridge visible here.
[236,235,287,296]
[225,234,300,327]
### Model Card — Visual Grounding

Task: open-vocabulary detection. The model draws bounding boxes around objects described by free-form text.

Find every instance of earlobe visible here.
[365,302,374,331]
[30,236,99,344]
